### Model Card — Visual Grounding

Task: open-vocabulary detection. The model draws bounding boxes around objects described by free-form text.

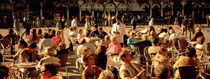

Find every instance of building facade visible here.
[0,0,209,25]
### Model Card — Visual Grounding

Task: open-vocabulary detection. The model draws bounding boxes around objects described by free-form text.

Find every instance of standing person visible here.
[84,16,91,34]
[111,16,126,47]
[108,14,111,26]
[188,16,195,40]
[13,16,21,35]
[56,17,61,30]
[131,16,137,29]
[148,18,154,27]
[60,17,66,42]
[71,16,78,27]
[181,16,188,36]
[36,16,40,28]
[177,11,182,28]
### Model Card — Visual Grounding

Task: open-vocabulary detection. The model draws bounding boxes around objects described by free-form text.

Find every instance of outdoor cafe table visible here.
[13,62,37,78]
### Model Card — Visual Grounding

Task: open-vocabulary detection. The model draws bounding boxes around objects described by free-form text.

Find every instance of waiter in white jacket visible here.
[111,16,126,47]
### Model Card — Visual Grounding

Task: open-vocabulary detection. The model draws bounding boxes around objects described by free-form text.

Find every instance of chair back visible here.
[178,66,197,79]
[58,54,68,67]
[138,44,147,55]
[14,35,20,44]
[178,38,188,52]
[0,39,10,49]
[173,38,180,50]
[207,43,210,51]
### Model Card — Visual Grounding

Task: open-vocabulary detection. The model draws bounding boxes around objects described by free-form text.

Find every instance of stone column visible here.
[161,8,163,17]
[192,9,194,18]
[202,9,204,19]
[92,10,94,16]
[116,9,118,16]
[149,2,153,18]
[67,6,69,19]
[160,2,164,17]
[181,2,186,16]
[171,2,174,16]
[79,9,82,22]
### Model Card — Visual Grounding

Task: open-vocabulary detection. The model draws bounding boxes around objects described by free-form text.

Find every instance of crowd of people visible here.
[0,12,209,79]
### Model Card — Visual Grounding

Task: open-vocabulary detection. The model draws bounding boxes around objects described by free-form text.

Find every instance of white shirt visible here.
[39,38,54,52]
[169,33,176,41]
[149,19,154,26]
[111,23,126,43]
[71,19,78,27]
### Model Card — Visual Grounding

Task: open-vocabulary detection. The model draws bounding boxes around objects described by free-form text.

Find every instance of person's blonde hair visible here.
[98,70,114,79]
[81,46,91,56]
[111,36,117,42]
[129,32,135,37]
[44,46,56,56]
[104,35,110,41]
[157,45,167,54]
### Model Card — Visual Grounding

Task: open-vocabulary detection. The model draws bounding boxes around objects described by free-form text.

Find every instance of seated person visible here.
[68,27,78,38]
[38,33,54,54]
[13,39,28,63]
[148,31,159,43]
[119,49,145,79]
[127,32,137,51]
[40,64,62,79]
[98,70,115,79]
[136,34,152,55]
[95,46,107,70]
[191,27,205,42]
[52,31,63,47]
[98,27,108,39]
[107,36,122,54]
[102,35,111,48]
[173,47,204,78]
[77,29,85,39]
[56,42,68,56]
[36,46,60,69]
[18,43,41,63]
[82,54,103,79]
[153,45,173,79]
[148,38,160,55]
[91,24,99,37]
[28,29,39,43]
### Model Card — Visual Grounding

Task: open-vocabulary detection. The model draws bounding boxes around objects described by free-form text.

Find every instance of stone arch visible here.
[117,3,128,11]
[152,3,161,9]
[162,3,172,9]
[0,2,12,11]
[93,3,104,11]
[80,3,92,12]
[141,3,150,9]
[105,3,116,12]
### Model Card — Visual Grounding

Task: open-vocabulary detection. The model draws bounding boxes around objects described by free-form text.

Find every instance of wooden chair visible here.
[178,38,188,52]
[58,54,69,79]
[144,46,157,77]
[178,66,197,79]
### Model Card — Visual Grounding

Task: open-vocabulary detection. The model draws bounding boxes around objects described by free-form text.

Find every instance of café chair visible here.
[0,39,12,62]
[207,43,210,54]
[178,38,188,52]
[144,46,156,77]
[58,54,69,79]
[178,66,198,79]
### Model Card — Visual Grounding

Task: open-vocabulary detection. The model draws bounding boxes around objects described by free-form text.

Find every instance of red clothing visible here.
[52,36,62,47]
[107,42,122,53]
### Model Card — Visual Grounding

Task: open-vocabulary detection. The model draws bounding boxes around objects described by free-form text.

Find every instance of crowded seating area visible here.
[0,15,209,79]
